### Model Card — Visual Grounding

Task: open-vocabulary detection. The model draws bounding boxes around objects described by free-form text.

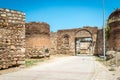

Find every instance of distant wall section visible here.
[25,22,50,58]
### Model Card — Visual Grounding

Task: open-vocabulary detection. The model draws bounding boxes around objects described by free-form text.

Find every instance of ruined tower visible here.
[108,9,120,51]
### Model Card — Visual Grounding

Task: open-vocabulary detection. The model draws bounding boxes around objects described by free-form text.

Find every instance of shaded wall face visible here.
[95,29,103,55]
[109,22,120,51]
[26,22,50,35]
[108,10,120,51]
[107,10,120,51]
[0,8,25,69]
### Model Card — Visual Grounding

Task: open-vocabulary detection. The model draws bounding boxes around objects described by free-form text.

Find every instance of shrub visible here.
[45,48,49,53]
[77,52,80,54]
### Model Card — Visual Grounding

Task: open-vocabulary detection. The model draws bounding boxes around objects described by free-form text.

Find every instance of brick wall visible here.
[25,22,50,58]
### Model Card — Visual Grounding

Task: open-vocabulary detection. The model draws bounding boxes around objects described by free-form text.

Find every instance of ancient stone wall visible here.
[108,9,120,51]
[56,27,98,55]
[106,9,120,64]
[50,32,57,55]
[95,29,103,55]
[0,8,25,69]
[25,22,50,58]
[57,29,75,55]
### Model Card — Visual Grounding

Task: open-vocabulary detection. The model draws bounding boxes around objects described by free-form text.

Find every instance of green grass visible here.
[96,57,105,62]
[96,56,107,66]
[25,59,44,67]
[109,67,116,71]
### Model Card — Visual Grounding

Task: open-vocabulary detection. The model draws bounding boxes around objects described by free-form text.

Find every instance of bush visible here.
[45,48,49,53]
[109,67,116,71]
[77,52,80,54]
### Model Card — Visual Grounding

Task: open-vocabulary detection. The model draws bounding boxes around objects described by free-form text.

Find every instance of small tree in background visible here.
[105,23,110,40]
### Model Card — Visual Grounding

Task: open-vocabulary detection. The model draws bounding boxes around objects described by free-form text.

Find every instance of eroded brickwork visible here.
[106,9,120,64]
[57,29,75,55]
[95,29,103,55]
[0,8,25,69]
[50,32,57,55]
[25,22,50,58]
[108,9,120,51]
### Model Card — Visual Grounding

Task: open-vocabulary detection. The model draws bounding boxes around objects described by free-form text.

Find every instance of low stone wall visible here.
[26,48,50,58]
[0,8,25,69]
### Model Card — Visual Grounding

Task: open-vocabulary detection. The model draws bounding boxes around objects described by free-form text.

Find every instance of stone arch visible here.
[75,29,92,38]
[75,29,93,55]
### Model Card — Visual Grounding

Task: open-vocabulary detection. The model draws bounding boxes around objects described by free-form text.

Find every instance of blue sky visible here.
[0,0,120,32]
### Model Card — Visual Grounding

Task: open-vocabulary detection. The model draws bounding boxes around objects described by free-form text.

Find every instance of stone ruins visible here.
[108,9,120,51]
[0,8,120,69]
[51,27,99,55]
[0,8,25,69]
[25,22,50,58]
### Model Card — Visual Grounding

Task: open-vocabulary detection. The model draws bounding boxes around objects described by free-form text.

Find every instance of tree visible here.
[105,24,110,40]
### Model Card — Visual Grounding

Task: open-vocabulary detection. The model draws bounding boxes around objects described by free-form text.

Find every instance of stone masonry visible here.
[51,27,99,55]
[95,29,103,55]
[0,8,25,69]
[25,22,50,58]
[50,32,58,55]
[107,9,120,65]
[108,9,120,51]
[1,8,120,70]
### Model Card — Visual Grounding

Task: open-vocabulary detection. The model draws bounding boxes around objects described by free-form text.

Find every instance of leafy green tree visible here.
[105,24,110,40]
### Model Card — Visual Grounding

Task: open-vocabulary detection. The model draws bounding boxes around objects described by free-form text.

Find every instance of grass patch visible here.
[25,59,44,67]
[96,57,105,62]
[25,54,69,68]
[109,67,116,71]
[96,56,107,65]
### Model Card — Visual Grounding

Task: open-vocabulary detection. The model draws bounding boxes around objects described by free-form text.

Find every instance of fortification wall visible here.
[108,9,120,51]
[95,29,103,55]
[0,8,25,69]
[50,32,58,55]
[57,29,75,55]
[56,27,98,55]
[25,22,50,58]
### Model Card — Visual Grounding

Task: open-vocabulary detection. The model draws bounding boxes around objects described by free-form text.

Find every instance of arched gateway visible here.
[56,27,98,55]
[75,29,93,55]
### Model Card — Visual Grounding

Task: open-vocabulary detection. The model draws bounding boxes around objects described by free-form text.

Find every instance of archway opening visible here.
[75,30,93,55]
